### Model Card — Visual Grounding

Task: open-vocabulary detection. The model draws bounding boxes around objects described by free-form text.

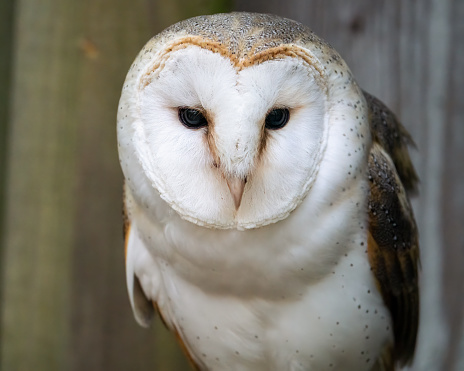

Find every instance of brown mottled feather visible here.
[365,93,420,368]
[364,91,418,193]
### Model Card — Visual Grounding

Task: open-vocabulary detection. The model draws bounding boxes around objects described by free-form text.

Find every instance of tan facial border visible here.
[139,35,326,89]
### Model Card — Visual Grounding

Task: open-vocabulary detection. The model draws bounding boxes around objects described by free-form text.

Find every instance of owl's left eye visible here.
[265,108,290,130]
[178,108,208,129]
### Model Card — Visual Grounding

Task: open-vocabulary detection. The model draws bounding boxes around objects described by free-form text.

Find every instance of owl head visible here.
[118,12,370,230]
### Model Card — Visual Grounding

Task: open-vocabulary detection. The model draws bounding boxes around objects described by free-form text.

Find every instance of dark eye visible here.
[178,108,208,129]
[265,108,290,130]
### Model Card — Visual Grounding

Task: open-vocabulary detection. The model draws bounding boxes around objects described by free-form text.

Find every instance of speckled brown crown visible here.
[159,12,332,58]
[137,12,348,90]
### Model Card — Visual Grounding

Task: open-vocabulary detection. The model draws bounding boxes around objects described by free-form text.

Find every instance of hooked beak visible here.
[226,176,246,210]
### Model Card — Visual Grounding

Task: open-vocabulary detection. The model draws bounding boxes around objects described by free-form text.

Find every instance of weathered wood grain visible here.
[0,0,80,368]
[0,0,15,360]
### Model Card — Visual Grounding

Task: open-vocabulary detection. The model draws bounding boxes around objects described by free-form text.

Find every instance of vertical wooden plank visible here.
[0,0,15,358]
[0,0,15,203]
[412,1,452,369]
[0,0,81,369]
[68,0,166,369]
[442,1,464,369]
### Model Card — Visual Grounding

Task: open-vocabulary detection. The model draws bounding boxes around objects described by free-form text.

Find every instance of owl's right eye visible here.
[178,108,208,129]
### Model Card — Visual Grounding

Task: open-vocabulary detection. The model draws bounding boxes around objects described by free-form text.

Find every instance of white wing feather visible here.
[125,202,155,327]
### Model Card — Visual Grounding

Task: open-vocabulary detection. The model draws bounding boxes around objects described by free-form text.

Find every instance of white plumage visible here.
[118,12,419,371]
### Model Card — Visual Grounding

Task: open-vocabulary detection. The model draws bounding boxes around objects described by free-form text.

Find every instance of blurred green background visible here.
[0,0,462,370]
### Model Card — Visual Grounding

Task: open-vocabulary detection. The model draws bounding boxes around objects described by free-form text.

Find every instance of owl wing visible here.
[123,185,155,327]
[123,185,202,370]
[364,92,420,367]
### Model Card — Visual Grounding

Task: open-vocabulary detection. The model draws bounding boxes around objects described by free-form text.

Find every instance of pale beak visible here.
[226,176,246,210]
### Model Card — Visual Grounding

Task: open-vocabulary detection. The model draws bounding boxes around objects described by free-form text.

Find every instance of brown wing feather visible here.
[364,91,419,193]
[365,92,420,368]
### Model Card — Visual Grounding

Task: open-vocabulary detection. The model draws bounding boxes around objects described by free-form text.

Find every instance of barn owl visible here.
[117,12,419,371]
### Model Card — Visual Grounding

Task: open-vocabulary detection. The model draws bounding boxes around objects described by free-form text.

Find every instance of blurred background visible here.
[0,0,462,370]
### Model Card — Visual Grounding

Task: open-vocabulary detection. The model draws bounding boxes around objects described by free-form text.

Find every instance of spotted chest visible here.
[144,237,392,371]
